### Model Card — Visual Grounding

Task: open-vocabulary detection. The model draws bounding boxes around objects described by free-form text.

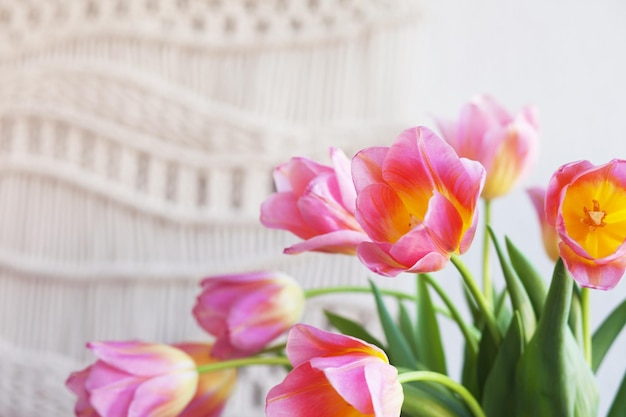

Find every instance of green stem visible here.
[304,286,415,301]
[581,287,592,365]
[196,356,291,374]
[422,273,479,355]
[398,371,486,417]
[259,343,287,354]
[304,286,454,319]
[482,199,493,306]
[450,255,501,345]
[304,285,454,320]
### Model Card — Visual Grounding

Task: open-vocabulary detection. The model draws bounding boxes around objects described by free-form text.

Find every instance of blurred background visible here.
[0,0,624,415]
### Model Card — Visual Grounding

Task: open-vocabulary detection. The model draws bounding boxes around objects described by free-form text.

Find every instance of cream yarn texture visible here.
[0,0,421,415]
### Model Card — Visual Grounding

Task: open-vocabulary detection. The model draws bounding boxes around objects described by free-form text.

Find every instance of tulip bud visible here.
[193,271,305,359]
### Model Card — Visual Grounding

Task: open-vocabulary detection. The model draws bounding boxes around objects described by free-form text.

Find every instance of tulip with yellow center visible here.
[546,159,626,290]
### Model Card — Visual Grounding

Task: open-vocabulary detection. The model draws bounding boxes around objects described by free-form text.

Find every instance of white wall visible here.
[397,0,626,414]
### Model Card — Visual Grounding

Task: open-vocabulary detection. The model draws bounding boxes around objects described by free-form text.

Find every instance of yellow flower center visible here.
[561,177,626,259]
[582,200,606,230]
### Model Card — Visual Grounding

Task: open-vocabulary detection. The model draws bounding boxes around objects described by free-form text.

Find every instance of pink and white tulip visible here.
[436,95,539,199]
[66,341,198,417]
[546,159,626,290]
[351,126,485,276]
[260,148,369,254]
[193,271,305,359]
[266,324,403,417]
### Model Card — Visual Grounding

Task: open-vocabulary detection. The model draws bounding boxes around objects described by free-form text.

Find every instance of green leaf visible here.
[398,300,420,360]
[505,236,547,317]
[401,383,472,417]
[415,275,447,374]
[608,371,626,417]
[475,320,499,399]
[323,310,384,349]
[514,259,598,417]
[494,287,513,335]
[370,280,418,369]
[592,298,626,372]
[461,341,480,399]
[462,283,481,325]
[488,228,536,342]
[481,312,525,417]
[568,285,583,347]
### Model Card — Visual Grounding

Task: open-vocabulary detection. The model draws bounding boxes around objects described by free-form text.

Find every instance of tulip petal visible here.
[381,127,436,217]
[545,160,595,226]
[88,342,192,376]
[312,356,376,414]
[66,366,99,417]
[527,187,560,261]
[129,371,198,417]
[286,324,387,367]
[298,174,361,232]
[260,192,317,239]
[415,127,485,213]
[266,362,363,417]
[284,230,369,255]
[357,241,412,277]
[274,157,333,194]
[175,343,237,417]
[364,362,404,417]
[520,105,540,130]
[193,290,239,337]
[351,147,389,193]
[85,362,135,417]
[330,147,357,213]
[421,191,464,253]
[356,183,409,243]
[482,120,539,199]
[227,288,290,352]
[456,96,510,163]
[389,228,450,273]
[459,204,480,255]
[433,117,458,149]
[382,192,462,273]
[559,242,626,290]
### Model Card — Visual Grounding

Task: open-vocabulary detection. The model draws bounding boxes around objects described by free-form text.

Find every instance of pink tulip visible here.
[527,187,560,262]
[436,95,539,199]
[66,341,198,417]
[546,159,626,290]
[193,271,305,359]
[266,324,403,417]
[175,343,237,417]
[352,126,485,276]
[260,147,369,254]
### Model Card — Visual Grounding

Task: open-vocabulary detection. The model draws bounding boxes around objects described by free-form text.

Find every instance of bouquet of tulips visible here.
[66,95,625,417]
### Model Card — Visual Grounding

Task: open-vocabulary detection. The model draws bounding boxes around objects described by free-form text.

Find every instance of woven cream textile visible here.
[0,0,422,415]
